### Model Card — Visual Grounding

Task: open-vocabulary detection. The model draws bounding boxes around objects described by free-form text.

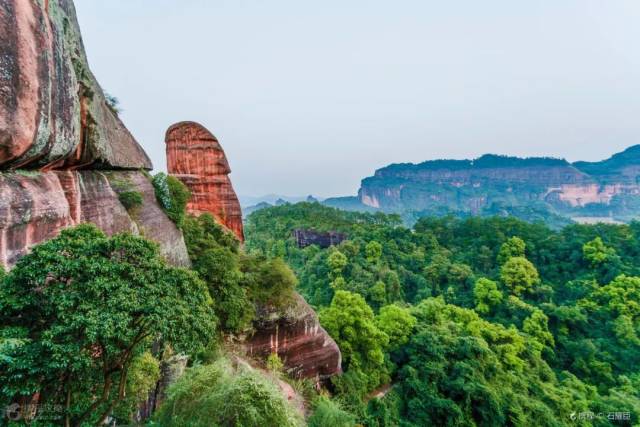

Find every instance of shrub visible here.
[113,352,161,423]
[243,256,298,307]
[308,396,356,427]
[118,190,144,211]
[266,352,284,373]
[155,358,303,427]
[152,173,191,227]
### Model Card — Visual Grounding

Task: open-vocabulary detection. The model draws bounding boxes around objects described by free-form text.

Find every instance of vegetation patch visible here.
[154,357,304,427]
[118,190,144,212]
[152,172,191,228]
[0,225,217,426]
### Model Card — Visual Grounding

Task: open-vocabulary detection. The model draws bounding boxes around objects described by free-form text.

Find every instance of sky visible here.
[74,0,640,199]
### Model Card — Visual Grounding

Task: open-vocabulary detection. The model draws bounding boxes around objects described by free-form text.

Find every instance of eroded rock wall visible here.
[0,0,151,170]
[166,121,244,241]
[0,171,189,268]
[245,293,342,381]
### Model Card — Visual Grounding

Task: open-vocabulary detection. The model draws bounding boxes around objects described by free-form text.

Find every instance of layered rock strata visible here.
[0,0,189,269]
[245,293,342,382]
[0,170,190,268]
[166,121,244,241]
[356,147,640,222]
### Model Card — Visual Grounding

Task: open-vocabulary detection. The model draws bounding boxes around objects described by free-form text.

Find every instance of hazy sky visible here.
[74,0,640,198]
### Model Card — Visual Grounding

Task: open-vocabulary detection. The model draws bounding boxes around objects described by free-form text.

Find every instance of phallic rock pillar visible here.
[165,122,244,241]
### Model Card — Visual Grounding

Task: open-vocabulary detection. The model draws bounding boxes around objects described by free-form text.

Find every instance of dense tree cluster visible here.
[245,202,640,425]
[0,225,216,425]
[0,212,299,424]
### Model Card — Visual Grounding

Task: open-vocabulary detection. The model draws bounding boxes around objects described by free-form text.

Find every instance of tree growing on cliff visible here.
[0,225,217,426]
[152,172,191,228]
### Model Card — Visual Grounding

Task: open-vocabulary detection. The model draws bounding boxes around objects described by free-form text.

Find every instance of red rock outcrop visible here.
[0,0,190,270]
[0,171,190,268]
[0,0,151,170]
[245,293,342,382]
[166,122,244,241]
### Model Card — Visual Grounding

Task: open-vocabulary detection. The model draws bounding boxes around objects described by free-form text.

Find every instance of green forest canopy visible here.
[245,202,640,426]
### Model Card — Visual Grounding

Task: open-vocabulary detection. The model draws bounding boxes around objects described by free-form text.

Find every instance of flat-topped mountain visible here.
[347,145,640,225]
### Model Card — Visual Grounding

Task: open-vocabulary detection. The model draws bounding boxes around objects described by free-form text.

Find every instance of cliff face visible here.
[0,0,151,170]
[245,294,342,381]
[1,0,341,389]
[165,124,341,381]
[0,170,190,268]
[166,122,244,241]
[0,0,186,269]
[357,148,640,223]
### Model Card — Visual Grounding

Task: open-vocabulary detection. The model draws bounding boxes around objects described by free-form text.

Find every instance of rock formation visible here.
[293,229,347,249]
[0,0,151,170]
[164,123,342,382]
[0,0,185,269]
[245,294,342,382]
[355,147,640,224]
[0,0,341,395]
[0,170,190,268]
[166,122,244,241]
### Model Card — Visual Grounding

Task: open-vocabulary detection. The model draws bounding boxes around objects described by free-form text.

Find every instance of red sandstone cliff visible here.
[0,170,190,268]
[0,0,184,269]
[166,122,244,241]
[245,294,342,381]
[0,0,340,389]
[0,0,151,170]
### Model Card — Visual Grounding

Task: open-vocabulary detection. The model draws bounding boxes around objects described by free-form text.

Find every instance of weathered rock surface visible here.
[0,0,151,170]
[0,170,189,268]
[138,354,189,421]
[166,121,244,241]
[245,293,342,381]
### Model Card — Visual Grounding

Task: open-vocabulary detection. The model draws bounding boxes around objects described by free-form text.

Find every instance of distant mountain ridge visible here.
[350,145,640,226]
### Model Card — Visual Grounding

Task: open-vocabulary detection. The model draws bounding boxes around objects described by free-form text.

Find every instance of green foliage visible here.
[500,256,540,295]
[118,190,144,211]
[245,203,640,425]
[113,352,161,422]
[0,224,216,425]
[400,297,579,426]
[183,213,297,333]
[497,236,526,265]
[375,304,416,351]
[308,396,356,427]
[105,92,121,115]
[183,214,252,332]
[365,240,383,263]
[327,250,348,278]
[152,172,191,227]
[154,358,303,427]
[244,256,298,307]
[266,352,284,373]
[473,277,503,314]
[320,291,390,396]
